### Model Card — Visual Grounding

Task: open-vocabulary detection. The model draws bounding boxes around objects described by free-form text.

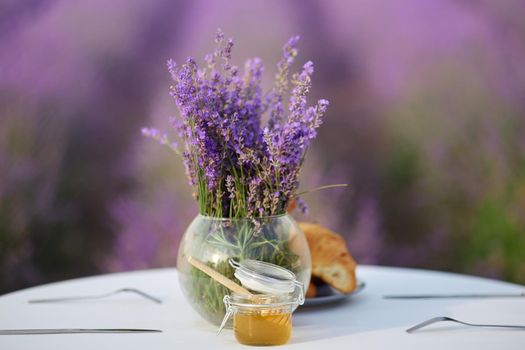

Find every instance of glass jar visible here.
[221,293,299,346]
[176,214,311,326]
[217,259,304,345]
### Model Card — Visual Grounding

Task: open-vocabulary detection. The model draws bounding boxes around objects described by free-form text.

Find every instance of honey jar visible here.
[217,259,305,346]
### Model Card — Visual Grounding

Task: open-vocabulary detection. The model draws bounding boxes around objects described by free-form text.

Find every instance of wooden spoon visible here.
[187,256,253,296]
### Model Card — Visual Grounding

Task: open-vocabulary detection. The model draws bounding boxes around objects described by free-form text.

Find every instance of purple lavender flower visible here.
[141,127,178,151]
[268,35,300,130]
[143,29,328,218]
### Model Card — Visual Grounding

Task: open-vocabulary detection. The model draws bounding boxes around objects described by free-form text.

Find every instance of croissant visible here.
[305,282,317,298]
[299,222,357,294]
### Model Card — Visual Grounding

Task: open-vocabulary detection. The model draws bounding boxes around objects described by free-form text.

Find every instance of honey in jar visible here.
[234,305,292,345]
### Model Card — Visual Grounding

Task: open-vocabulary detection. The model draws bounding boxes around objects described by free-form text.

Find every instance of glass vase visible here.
[176,214,311,326]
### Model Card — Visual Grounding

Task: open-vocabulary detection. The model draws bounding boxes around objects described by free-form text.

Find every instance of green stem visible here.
[296,183,350,196]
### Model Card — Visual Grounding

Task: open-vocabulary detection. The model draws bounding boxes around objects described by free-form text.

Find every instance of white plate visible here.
[302,280,366,306]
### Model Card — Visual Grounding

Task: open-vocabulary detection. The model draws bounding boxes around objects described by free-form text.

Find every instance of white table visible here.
[0,266,524,349]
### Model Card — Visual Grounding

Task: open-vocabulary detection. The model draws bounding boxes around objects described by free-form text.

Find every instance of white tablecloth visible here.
[0,266,524,349]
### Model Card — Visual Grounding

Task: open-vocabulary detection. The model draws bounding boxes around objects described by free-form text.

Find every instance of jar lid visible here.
[230,259,299,295]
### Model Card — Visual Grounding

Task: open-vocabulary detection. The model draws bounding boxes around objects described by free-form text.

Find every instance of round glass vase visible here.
[177,214,311,326]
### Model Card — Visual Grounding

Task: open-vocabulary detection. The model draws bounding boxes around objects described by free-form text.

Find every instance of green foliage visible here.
[184,219,300,324]
[465,179,525,283]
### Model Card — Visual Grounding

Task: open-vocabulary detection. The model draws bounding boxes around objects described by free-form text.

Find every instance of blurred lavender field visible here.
[1,0,524,292]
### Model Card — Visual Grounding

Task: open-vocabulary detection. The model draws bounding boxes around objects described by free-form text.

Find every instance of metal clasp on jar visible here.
[294,280,305,306]
[217,295,233,335]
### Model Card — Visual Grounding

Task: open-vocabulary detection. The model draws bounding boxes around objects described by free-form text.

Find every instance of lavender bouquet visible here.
[143,30,327,219]
[143,30,327,324]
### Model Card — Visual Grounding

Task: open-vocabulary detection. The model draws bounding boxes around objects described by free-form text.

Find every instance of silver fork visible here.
[28,288,162,304]
[407,316,525,333]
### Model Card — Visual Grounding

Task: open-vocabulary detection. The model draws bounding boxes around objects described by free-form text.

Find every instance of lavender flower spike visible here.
[268,35,301,129]
[141,128,178,152]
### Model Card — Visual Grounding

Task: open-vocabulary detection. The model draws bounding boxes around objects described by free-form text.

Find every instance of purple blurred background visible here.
[1,0,525,293]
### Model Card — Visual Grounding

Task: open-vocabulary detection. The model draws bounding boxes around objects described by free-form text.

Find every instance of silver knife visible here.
[0,328,162,335]
[384,292,525,299]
